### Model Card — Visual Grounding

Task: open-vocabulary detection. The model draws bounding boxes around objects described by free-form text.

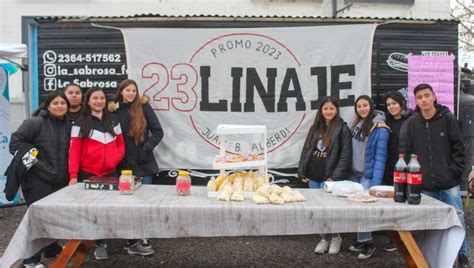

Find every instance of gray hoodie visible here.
[351,111,386,173]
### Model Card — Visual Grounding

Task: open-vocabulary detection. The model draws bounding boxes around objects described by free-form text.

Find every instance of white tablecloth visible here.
[1,184,465,268]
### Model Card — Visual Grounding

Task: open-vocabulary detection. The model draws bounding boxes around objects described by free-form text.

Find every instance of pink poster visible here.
[408,55,454,112]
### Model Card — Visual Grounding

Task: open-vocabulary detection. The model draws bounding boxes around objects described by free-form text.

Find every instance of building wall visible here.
[0,0,452,123]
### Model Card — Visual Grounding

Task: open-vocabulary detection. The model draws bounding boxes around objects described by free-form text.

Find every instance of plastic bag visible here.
[322,181,337,192]
[331,180,364,197]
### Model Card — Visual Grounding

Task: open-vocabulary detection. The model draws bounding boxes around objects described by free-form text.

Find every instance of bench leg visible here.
[50,240,94,268]
[387,231,429,268]
[50,240,81,268]
[72,240,95,268]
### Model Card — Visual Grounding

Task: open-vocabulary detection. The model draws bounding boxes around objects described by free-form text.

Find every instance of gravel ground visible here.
[0,203,473,267]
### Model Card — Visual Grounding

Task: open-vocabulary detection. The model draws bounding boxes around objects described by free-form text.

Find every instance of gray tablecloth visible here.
[1,184,465,268]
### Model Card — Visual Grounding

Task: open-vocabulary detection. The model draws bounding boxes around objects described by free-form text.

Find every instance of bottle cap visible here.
[399,153,404,158]
[121,170,133,175]
[178,170,190,176]
[31,148,38,158]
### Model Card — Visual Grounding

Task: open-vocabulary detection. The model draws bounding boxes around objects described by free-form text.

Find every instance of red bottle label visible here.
[119,181,132,192]
[177,181,191,191]
[407,173,422,185]
[394,171,407,183]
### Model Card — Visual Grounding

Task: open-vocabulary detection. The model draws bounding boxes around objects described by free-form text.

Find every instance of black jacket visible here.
[3,144,35,201]
[382,110,414,186]
[109,97,164,177]
[298,119,352,181]
[400,105,466,191]
[9,110,70,188]
[66,107,82,124]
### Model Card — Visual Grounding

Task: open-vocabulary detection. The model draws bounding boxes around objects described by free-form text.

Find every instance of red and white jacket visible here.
[69,116,125,179]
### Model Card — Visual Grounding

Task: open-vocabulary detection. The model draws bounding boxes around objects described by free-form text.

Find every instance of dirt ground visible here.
[0,204,473,267]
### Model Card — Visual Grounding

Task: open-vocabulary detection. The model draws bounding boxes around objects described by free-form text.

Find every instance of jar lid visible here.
[121,170,133,175]
[178,170,190,176]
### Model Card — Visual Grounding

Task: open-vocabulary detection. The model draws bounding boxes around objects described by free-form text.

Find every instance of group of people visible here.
[9,79,164,267]
[7,80,471,267]
[298,84,470,267]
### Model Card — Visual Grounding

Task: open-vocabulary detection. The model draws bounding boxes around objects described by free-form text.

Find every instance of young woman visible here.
[298,97,352,255]
[380,91,413,252]
[383,91,413,186]
[348,95,389,260]
[64,83,83,122]
[109,79,163,256]
[10,91,71,268]
[110,79,163,185]
[68,87,125,260]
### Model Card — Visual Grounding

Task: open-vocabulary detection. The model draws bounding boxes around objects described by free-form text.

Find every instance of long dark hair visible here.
[114,79,147,144]
[304,97,341,149]
[352,95,375,140]
[32,91,70,117]
[79,87,117,138]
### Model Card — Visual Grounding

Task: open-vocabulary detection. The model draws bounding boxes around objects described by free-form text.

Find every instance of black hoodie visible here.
[382,110,414,186]
[400,104,466,191]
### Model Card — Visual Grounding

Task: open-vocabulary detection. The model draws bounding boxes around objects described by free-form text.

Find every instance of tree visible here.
[451,0,473,65]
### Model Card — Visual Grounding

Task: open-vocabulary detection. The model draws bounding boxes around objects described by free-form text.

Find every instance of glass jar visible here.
[119,170,134,195]
[176,170,191,196]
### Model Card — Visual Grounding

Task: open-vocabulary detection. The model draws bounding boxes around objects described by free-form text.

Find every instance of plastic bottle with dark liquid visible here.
[407,154,422,205]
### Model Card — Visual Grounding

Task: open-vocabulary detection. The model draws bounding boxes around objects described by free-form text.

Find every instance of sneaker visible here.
[348,242,365,253]
[94,243,108,260]
[124,240,131,250]
[314,239,329,254]
[141,239,152,249]
[458,254,471,268]
[358,243,375,260]
[127,242,155,256]
[43,243,63,258]
[124,240,134,250]
[23,263,45,268]
[328,235,342,255]
[382,242,397,252]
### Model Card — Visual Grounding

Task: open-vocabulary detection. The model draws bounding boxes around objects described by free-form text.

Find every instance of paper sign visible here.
[408,55,454,112]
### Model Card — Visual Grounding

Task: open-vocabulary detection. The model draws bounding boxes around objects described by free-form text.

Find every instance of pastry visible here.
[369,186,395,198]
[347,195,378,203]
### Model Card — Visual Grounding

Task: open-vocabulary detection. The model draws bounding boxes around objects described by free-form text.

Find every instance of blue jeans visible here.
[142,175,154,185]
[423,185,469,256]
[308,180,324,189]
[349,172,373,243]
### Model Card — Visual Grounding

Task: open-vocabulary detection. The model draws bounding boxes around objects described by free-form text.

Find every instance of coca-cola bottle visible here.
[407,154,422,205]
[393,154,407,203]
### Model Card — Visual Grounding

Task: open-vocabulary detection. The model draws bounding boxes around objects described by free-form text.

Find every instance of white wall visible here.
[0,0,452,123]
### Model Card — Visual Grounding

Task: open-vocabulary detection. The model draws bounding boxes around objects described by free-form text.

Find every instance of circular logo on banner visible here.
[187,33,306,154]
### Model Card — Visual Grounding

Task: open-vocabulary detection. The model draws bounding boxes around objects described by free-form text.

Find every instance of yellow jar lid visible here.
[121,170,133,175]
[178,170,190,176]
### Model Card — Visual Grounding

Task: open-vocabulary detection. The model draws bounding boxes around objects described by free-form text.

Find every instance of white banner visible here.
[0,64,17,205]
[121,25,376,169]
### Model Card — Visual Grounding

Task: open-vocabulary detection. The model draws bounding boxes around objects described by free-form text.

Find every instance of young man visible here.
[401,83,469,268]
